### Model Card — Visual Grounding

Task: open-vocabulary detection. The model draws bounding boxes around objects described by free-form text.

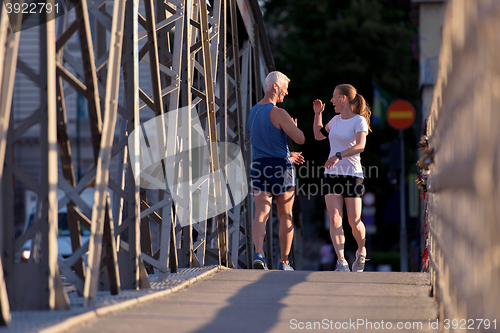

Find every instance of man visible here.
[248,71,305,270]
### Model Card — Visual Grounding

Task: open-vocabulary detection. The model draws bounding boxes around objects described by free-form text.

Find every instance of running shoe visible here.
[334,258,350,272]
[352,250,367,272]
[278,260,294,271]
[253,253,268,270]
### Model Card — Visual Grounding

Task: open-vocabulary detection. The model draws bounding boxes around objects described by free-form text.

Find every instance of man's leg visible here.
[325,193,345,260]
[275,186,295,263]
[252,190,273,256]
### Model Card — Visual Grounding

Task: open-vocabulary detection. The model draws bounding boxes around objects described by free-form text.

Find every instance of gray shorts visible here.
[250,158,295,196]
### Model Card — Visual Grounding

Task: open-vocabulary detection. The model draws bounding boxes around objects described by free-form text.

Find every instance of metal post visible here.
[176,0,193,268]
[240,41,253,268]
[47,7,71,309]
[55,9,84,282]
[399,130,408,272]
[0,2,21,182]
[0,1,21,323]
[156,0,187,278]
[83,0,126,306]
[199,0,228,267]
[229,0,250,269]
[217,0,231,267]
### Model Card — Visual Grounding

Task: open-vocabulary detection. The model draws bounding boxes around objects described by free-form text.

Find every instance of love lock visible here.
[416,147,434,170]
[415,175,428,192]
[420,135,429,149]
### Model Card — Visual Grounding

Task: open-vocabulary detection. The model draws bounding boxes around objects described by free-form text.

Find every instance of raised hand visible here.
[313,99,325,115]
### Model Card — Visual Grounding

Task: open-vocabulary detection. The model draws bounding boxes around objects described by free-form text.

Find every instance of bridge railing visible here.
[423,0,500,330]
[0,0,276,322]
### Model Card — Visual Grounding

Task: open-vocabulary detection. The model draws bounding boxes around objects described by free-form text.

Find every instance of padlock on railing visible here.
[420,135,429,150]
[415,175,428,193]
[416,147,434,170]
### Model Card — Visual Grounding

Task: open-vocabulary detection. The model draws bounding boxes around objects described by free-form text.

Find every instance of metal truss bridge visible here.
[0,0,498,331]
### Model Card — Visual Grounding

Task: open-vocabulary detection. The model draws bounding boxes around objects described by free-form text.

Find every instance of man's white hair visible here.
[265,71,290,92]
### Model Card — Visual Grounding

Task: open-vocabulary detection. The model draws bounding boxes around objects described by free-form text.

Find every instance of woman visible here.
[313,84,371,272]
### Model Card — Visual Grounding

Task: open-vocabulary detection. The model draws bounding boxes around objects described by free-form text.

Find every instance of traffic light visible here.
[380,139,401,184]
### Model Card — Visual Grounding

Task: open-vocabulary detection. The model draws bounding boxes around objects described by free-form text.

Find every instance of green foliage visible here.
[263,0,417,111]
[262,0,418,167]
[261,0,420,252]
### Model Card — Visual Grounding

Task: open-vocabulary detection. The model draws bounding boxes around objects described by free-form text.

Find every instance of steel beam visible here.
[83,0,127,306]
[199,0,228,267]
[0,0,22,323]
[0,0,277,313]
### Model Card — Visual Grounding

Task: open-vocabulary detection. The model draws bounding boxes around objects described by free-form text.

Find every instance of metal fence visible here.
[424,0,500,330]
[0,0,279,323]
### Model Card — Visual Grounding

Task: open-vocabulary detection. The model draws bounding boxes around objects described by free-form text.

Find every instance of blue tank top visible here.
[248,103,290,159]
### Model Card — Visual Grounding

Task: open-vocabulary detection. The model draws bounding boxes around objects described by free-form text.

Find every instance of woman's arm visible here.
[340,131,367,157]
[313,99,327,140]
[325,131,367,169]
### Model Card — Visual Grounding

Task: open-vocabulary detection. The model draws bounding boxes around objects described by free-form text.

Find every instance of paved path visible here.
[67,269,438,333]
[0,266,220,333]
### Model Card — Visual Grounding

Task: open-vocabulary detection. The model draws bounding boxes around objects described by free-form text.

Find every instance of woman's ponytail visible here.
[336,84,372,132]
[354,93,372,132]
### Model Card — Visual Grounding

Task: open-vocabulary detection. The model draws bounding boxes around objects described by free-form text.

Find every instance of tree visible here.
[263,0,418,104]
[262,0,420,258]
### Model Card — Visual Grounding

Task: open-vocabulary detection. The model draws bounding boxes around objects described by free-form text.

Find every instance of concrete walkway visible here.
[67,269,438,333]
[0,266,221,333]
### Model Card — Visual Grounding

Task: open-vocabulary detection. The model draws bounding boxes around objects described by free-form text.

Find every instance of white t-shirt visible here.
[325,114,368,178]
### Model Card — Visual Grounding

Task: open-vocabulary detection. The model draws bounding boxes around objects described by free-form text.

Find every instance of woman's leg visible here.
[252,190,273,256]
[325,193,345,259]
[275,186,295,263]
[345,197,366,255]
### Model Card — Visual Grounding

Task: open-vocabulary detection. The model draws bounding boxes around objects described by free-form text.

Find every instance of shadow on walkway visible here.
[191,270,310,333]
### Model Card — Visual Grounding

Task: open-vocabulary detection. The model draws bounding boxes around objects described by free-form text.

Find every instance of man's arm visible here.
[271,107,305,144]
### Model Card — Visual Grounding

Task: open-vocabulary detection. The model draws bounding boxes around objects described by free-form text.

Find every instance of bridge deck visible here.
[67,269,438,333]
